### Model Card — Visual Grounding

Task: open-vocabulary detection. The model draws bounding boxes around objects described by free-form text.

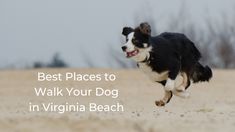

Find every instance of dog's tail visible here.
[191,62,212,83]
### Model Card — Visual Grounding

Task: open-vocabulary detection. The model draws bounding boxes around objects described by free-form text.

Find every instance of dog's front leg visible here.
[165,78,175,91]
[155,90,173,106]
[164,61,180,91]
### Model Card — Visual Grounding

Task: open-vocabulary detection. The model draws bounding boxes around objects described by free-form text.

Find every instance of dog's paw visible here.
[173,90,190,98]
[155,100,165,107]
[165,79,175,91]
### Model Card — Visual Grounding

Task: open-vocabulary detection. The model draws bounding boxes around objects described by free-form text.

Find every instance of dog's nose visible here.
[121,46,127,51]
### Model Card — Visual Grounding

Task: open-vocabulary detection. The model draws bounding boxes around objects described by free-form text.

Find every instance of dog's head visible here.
[121,22,152,62]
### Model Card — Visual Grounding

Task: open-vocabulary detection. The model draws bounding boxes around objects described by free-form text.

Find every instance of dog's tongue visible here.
[127,50,139,57]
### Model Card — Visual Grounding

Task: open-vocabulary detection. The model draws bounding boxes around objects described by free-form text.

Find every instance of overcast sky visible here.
[0,0,234,68]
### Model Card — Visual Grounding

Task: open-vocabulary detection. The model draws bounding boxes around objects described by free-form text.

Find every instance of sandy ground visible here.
[0,68,235,132]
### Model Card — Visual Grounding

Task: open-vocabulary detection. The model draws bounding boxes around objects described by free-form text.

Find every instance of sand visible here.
[0,68,235,132]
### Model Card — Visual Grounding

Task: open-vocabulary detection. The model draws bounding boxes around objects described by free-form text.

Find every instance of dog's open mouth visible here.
[126,49,139,58]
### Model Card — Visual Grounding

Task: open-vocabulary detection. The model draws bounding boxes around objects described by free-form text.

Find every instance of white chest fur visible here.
[138,63,169,82]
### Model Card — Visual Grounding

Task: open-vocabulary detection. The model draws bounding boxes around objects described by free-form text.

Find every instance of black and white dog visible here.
[121,22,212,106]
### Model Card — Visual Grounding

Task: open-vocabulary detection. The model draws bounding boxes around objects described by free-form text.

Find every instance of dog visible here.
[121,22,212,106]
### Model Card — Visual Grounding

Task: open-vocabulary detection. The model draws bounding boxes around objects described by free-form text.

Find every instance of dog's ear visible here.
[122,27,134,36]
[139,22,151,36]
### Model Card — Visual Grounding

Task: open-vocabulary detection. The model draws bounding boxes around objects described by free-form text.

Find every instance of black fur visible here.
[147,32,212,82]
[122,27,134,36]
[192,62,213,83]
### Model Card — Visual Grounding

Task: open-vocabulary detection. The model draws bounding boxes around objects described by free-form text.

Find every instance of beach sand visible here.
[0,68,235,132]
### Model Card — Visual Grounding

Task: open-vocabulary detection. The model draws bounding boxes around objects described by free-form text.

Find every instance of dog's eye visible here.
[126,38,129,42]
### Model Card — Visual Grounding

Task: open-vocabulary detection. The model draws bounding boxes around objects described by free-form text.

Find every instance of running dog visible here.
[121,22,212,106]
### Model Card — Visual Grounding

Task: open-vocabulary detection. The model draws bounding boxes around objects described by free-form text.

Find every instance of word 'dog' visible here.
[96,87,118,98]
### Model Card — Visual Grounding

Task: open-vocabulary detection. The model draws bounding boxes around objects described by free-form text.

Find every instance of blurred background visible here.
[0,0,235,69]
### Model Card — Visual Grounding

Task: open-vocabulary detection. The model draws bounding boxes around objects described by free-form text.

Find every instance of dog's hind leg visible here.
[155,90,173,107]
[176,72,188,92]
[173,72,190,98]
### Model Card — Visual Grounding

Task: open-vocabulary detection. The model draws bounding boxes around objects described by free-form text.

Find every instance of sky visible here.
[0,0,234,68]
